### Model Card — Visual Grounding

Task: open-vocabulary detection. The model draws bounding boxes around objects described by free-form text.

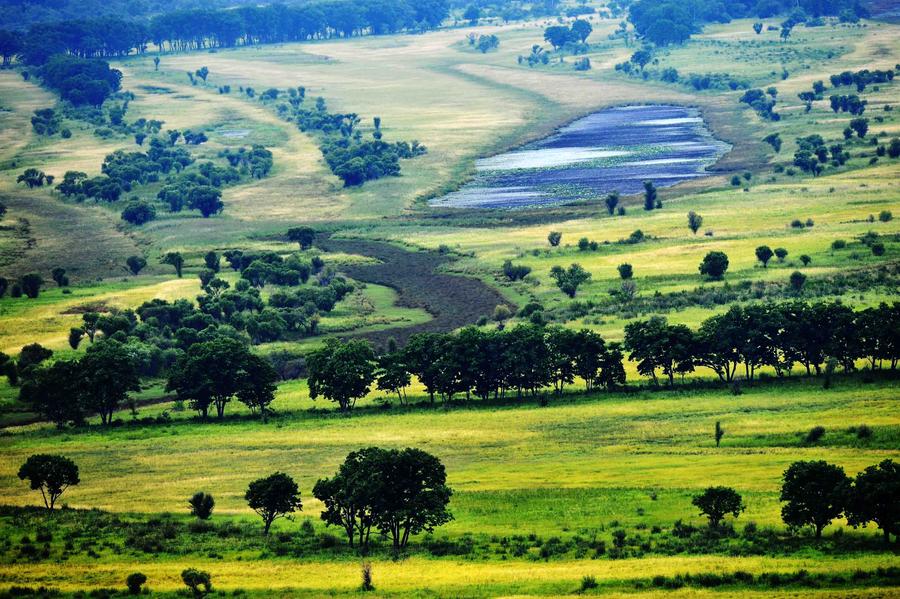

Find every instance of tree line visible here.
[2,0,450,67]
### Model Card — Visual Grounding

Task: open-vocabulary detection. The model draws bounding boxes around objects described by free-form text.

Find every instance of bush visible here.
[878,210,893,222]
[126,572,147,594]
[805,426,826,444]
[121,200,156,225]
[579,575,599,591]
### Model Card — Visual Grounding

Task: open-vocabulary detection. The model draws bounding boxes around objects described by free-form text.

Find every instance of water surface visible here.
[430,105,730,209]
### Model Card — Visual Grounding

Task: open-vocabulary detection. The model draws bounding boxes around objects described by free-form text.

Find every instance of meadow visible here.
[0,3,898,597]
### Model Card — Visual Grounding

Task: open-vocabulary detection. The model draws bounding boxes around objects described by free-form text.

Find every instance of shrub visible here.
[579,575,599,591]
[126,572,147,594]
[878,210,893,222]
[805,426,826,444]
[831,239,846,250]
[189,492,215,520]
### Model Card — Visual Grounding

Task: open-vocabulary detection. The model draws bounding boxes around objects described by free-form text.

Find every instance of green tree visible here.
[687,211,703,235]
[780,460,850,538]
[188,492,215,520]
[789,270,807,292]
[188,186,223,217]
[604,192,619,215]
[624,317,695,387]
[617,263,633,280]
[68,327,84,350]
[571,19,593,43]
[287,226,316,250]
[643,180,657,210]
[306,338,376,413]
[550,263,591,298]
[774,247,788,262]
[699,251,729,280]
[846,459,899,544]
[181,568,212,598]
[19,273,43,298]
[80,340,141,425]
[162,252,184,277]
[126,572,147,595]
[17,454,80,509]
[245,472,302,535]
[692,486,744,528]
[126,256,147,276]
[18,359,83,428]
[547,231,562,247]
[755,245,774,267]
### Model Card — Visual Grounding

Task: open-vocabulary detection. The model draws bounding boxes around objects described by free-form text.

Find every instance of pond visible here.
[429,105,730,209]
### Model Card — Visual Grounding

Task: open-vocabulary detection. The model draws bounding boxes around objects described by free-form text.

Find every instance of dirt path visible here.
[318,236,511,348]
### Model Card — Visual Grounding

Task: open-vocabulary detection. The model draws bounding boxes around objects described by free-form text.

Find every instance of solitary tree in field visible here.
[699,251,729,280]
[153,56,160,71]
[617,263,633,280]
[181,568,212,598]
[643,181,657,211]
[799,254,811,266]
[245,472,302,535]
[715,421,724,447]
[753,22,763,34]
[789,270,807,293]
[18,454,80,509]
[550,264,591,298]
[126,256,147,276]
[692,486,744,528]
[604,192,619,215]
[19,273,43,298]
[162,252,184,277]
[687,211,703,235]
[547,231,562,247]
[755,245,774,268]
[780,460,850,538]
[846,459,900,544]
[774,247,788,262]
[571,19,593,43]
[188,492,215,520]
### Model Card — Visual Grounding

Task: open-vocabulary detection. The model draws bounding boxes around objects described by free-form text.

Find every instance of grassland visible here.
[0,5,898,597]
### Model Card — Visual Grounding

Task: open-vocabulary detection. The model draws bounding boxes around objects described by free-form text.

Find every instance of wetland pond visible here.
[429,105,730,209]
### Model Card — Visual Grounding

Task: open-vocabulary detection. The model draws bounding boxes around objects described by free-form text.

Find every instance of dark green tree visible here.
[17,454,80,509]
[780,460,850,538]
[245,472,302,535]
[306,338,376,413]
[699,251,729,280]
[846,459,899,544]
[80,340,141,425]
[692,486,744,528]
[287,226,316,250]
[162,252,184,277]
[126,256,147,276]
[188,492,215,520]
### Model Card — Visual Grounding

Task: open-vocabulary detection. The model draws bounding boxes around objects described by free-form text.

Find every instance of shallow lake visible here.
[429,105,731,209]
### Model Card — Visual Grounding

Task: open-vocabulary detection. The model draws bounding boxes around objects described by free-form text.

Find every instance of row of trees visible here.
[307,326,626,412]
[692,459,898,543]
[4,0,450,67]
[624,301,899,386]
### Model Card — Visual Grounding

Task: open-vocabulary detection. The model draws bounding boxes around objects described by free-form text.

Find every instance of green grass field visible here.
[0,5,898,597]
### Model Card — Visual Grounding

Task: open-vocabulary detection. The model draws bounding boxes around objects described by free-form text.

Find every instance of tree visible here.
[799,254,811,266]
[188,186,223,217]
[699,251,729,280]
[51,268,68,287]
[550,264,591,298]
[19,273,43,298]
[370,447,453,550]
[126,256,147,275]
[17,168,46,188]
[846,459,899,544]
[287,226,316,250]
[245,472,302,535]
[19,359,83,428]
[80,340,141,425]
[547,231,562,247]
[687,211,703,235]
[774,247,788,262]
[692,486,744,528]
[181,569,212,598]
[162,252,184,277]
[763,133,782,152]
[617,263,633,280]
[849,117,868,138]
[167,337,270,419]
[789,270,807,292]
[17,454,80,509]
[68,328,84,350]
[203,251,220,272]
[306,338,376,413]
[18,343,53,371]
[755,245,774,268]
[188,492,215,520]
[571,19,593,43]
[544,25,573,50]
[313,447,381,548]
[715,421,724,447]
[126,572,147,595]
[624,317,695,386]
[780,460,850,538]
[630,49,652,72]
[121,201,156,225]
[643,180,657,210]
[604,192,619,215]
[753,22,763,34]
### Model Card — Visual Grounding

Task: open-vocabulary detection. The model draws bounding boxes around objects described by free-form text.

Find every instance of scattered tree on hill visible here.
[755,245,774,267]
[547,231,562,247]
[643,180,657,211]
[774,247,788,262]
[245,472,302,535]
[550,263,591,298]
[789,270,807,292]
[162,252,184,277]
[126,572,147,595]
[692,486,744,528]
[287,226,316,250]
[188,492,215,520]
[780,460,850,538]
[687,211,703,235]
[699,251,729,280]
[617,263,633,280]
[121,201,156,225]
[17,454,79,510]
[181,568,212,599]
[604,192,620,215]
[849,117,868,138]
[19,273,43,299]
[715,421,724,447]
[80,340,141,425]
[51,268,68,287]
[17,168,46,189]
